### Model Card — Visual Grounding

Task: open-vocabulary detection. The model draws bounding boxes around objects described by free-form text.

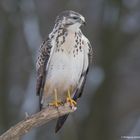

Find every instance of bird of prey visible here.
[36,10,93,132]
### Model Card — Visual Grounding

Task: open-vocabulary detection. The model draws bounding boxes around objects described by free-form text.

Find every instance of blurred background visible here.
[0,0,140,140]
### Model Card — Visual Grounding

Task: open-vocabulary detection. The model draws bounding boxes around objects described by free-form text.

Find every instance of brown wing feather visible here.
[76,41,93,99]
[36,38,52,109]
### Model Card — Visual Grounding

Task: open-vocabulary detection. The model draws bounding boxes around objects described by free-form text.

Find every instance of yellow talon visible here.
[66,89,77,107]
[49,89,62,107]
[49,101,62,107]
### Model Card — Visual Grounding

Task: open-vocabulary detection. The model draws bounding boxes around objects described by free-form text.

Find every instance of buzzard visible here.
[36,10,93,132]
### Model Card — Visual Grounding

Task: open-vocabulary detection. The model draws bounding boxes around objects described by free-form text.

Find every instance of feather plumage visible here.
[36,10,93,132]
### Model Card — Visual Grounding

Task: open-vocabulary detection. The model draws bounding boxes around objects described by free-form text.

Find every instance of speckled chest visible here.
[52,29,84,56]
[46,29,85,87]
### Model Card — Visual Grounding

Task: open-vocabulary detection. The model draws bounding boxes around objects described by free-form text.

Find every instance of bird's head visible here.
[55,10,86,31]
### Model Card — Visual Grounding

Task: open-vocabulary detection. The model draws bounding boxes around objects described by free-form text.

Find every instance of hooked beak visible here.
[82,20,86,26]
[78,19,86,26]
[80,17,86,26]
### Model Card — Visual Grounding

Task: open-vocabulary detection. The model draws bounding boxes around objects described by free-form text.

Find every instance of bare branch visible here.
[0,103,76,140]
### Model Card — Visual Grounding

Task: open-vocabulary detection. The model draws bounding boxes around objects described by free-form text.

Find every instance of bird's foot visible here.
[49,89,62,108]
[49,100,62,108]
[67,97,77,108]
[66,89,77,108]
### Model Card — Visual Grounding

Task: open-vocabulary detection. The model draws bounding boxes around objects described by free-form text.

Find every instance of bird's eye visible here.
[72,16,78,20]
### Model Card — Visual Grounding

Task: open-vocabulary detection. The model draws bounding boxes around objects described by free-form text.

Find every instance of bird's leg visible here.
[49,89,62,107]
[66,89,77,108]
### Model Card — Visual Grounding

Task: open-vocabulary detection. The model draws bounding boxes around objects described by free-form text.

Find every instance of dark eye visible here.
[72,16,78,20]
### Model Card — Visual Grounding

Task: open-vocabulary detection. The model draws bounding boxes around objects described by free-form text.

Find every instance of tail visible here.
[55,114,69,133]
